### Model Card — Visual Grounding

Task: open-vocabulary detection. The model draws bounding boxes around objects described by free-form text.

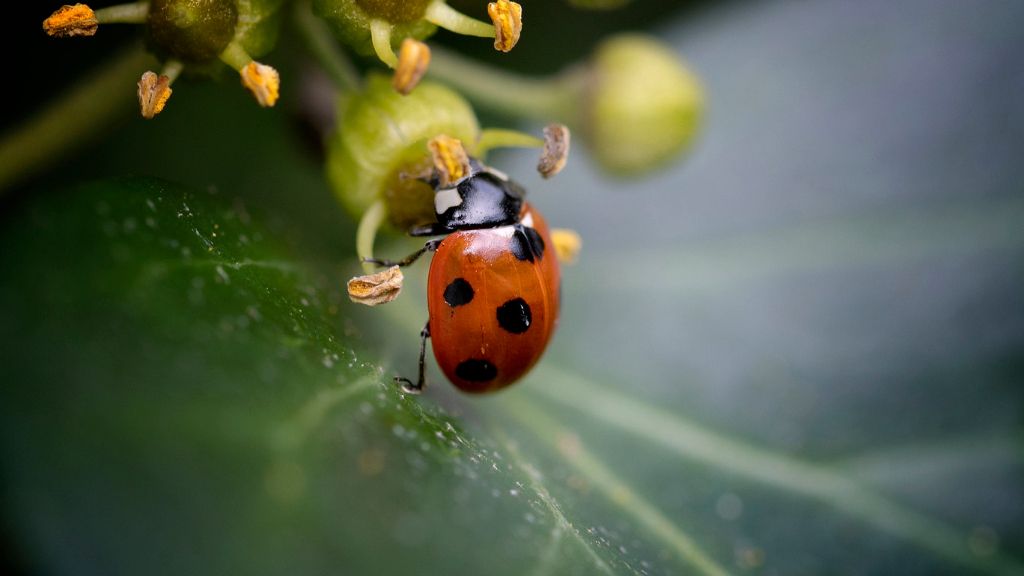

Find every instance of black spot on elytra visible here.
[525,226,545,260]
[456,359,498,382]
[497,298,532,334]
[443,278,474,307]
[510,225,545,262]
[509,228,533,262]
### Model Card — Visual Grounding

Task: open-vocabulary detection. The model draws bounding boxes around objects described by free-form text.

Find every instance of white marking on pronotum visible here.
[492,225,516,239]
[485,166,510,181]
[434,187,463,214]
[520,212,534,228]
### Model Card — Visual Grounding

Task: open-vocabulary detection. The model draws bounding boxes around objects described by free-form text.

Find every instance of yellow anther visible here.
[241,61,280,107]
[137,71,173,120]
[487,1,522,52]
[428,135,471,187]
[347,266,404,306]
[551,229,582,265]
[393,38,431,96]
[538,123,571,179]
[43,4,98,37]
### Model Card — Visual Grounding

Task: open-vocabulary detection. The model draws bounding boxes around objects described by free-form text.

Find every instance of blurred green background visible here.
[2,1,1022,575]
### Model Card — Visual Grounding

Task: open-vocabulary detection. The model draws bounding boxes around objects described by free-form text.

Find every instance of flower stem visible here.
[475,128,542,158]
[0,46,155,196]
[424,0,494,38]
[369,19,398,68]
[219,41,252,71]
[94,1,150,24]
[428,47,584,123]
[293,0,362,92]
[357,200,387,274]
[162,59,184,83]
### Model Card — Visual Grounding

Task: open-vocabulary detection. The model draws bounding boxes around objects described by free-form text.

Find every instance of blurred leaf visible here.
[0,178,727,575]
[2,169,1021,575]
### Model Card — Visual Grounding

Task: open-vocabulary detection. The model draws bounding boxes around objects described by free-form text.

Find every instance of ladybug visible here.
[366,158,560,393]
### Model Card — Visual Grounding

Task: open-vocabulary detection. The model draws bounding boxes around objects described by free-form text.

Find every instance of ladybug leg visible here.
[363,239,442,268]
[395,321,430,394]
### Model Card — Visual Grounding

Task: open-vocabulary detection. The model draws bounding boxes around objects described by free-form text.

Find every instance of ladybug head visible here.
[432,159,527,231]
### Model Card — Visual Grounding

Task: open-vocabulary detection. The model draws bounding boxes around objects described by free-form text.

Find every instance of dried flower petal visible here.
[393,38,431,95]
[487,0,522,52]
[347,266,404,306]
[428,135,471,187]
[43,4,98,37]
[137,71,173,120]
[538,123,571,179]
[241,61,280,107]
[551,229,582,264]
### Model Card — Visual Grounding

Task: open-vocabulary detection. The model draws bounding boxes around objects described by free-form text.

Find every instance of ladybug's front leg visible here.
[395,321,430,394]
[363,239,442,268]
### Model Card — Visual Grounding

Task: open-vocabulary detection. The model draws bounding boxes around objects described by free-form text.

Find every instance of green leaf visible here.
[0,178,713,575]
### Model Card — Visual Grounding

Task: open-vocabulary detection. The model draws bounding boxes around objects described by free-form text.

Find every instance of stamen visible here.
[347,266,404,306]
[487,1,522,52]
[137,72,172,119]
[241,61,280,107]
[393,38,431,95]
[43,4,98,37]
[551,229,582,264]
[538,123,570,178]
[428,135,471,187]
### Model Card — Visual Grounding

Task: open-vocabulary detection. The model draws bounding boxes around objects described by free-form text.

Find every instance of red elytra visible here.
[426,203,560,393]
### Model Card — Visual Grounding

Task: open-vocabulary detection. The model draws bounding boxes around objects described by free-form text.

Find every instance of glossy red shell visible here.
[427,204,560,393]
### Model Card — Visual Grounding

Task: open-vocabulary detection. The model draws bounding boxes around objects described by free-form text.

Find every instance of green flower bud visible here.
[312,0,437,57]
[326,75,480,229]
[232,0,287,60]
[44,0,286,116]
[146,0,284,66]
[584,34,704,175]
[147,0,239,63]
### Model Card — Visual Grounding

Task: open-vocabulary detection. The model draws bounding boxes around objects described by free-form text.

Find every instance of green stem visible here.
[476,128,542,158]
[429,47,584,122]
[162,59,185,83]
[218,41,252,71]
[424,0,494,38]
[94,1,150,24]
[0,46,154,195]
[369,19,398,68]
[293,0,362,92]
[356,200,386,274]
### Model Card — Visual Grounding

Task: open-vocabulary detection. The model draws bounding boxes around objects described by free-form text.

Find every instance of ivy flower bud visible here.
[325,75,480,229]
[312,0,437,58]
[584,34,704,175]
[147,0,239,62]
[43,0,286,115]
[314,0,520,88]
